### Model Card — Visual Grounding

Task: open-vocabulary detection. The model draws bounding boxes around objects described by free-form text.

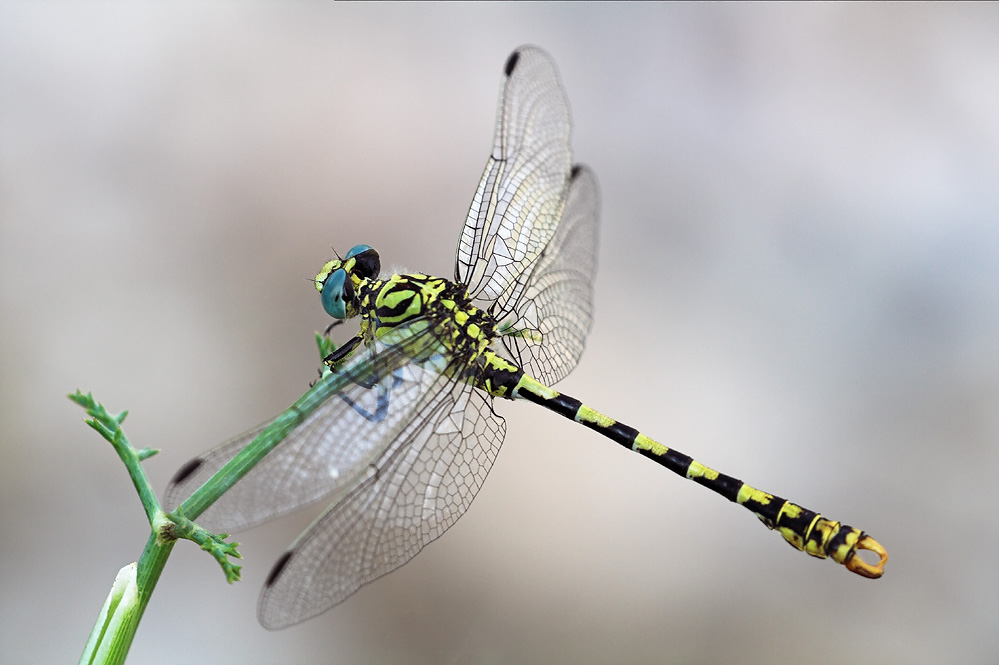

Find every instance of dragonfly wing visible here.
[257,381,505,629]
[494,165,599,385]
[164,417,273,524]
[164,322,447,533]
[455,46,573,308]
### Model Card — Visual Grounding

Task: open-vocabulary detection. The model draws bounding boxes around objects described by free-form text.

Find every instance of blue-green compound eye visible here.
[345,244,373,259]
[321,269,348,319]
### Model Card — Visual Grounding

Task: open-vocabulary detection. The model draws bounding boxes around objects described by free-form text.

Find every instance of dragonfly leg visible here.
[338,369,405,423]
[325,335,363,365]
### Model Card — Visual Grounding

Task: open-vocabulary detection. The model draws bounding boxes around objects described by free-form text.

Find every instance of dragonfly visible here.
[166,45,887,630]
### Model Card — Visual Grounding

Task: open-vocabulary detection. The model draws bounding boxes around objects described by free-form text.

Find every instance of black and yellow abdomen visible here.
[477,360,887,578]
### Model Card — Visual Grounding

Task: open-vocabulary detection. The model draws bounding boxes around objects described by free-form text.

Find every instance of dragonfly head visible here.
[315,244,381,319]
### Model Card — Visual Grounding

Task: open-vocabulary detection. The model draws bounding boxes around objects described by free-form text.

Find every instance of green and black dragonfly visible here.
[167,46,887,629]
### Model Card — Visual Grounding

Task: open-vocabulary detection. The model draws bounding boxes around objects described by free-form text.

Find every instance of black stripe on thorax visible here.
[374,285,419,320]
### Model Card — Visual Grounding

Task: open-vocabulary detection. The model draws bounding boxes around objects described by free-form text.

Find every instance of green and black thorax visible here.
[315,244,523,397]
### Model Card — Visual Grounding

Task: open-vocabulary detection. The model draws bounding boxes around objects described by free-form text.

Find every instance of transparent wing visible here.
[494,165,599,385]
[258,381,505,629]
[455,46,573,308]
[164,321,448,534]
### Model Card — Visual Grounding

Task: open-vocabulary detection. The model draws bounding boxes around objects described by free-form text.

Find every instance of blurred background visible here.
[2,3,997,664]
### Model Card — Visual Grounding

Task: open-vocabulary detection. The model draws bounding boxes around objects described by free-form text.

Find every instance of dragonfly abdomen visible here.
[510,372,887,579]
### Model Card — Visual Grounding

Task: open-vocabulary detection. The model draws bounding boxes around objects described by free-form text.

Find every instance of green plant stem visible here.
[74,334,348,663]
[176,373,338,520]
[135,530,176,620]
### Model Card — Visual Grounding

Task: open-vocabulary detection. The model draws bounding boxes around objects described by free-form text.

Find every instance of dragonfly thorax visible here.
[362,273,495,344]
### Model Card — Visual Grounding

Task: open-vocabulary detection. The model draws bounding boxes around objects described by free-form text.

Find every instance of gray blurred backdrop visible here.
[2,3,997,664]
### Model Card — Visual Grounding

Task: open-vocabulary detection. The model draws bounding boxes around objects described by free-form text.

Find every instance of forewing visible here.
[494,165,599,385]
[163,323,446,534]
[258,381,505,629]
[455,46,572,307]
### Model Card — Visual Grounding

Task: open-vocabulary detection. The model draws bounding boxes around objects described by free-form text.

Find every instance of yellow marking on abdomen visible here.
[575,405,615,428]
[632,433,669,457]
